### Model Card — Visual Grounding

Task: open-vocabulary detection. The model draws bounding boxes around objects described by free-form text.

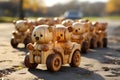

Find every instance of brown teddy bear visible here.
[11,20,30,48]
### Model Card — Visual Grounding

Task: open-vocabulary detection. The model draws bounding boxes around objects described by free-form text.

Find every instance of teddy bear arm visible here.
[27,43,34,50]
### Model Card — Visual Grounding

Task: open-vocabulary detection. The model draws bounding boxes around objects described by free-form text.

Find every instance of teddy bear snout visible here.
[35,37,39,41]
[57,36,61,40]
[75,30,78,32]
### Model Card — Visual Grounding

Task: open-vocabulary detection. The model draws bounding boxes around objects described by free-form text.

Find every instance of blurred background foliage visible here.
[0,0,120,21]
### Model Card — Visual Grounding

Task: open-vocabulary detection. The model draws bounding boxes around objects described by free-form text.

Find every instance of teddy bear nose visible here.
[75,30,78,32]
[35,37,39,41]
[57,36,61,40]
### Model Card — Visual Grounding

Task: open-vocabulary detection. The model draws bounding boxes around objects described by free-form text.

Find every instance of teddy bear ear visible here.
[93,22,99,27]
[85,19,89,22]
[24,21,28,25]
[83,23,87,27]
[13,20,16,24]
[104,22,108,26]
[68,27,73,32]
[48,26,54,32]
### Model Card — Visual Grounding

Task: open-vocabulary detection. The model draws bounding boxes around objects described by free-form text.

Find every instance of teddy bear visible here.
[93,22,108,48]
[62,19,74,27]
[71,22,89,53]
[26,25,54,64]
[101,22,108,47]
[78,19,97,49]
[24,24,81,72]
[54,24,81,67]
[36,17,47,25]
[92,22,108,48]
[11,20,31,48]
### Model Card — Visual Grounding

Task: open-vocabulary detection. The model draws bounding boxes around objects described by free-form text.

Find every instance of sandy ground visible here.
[0,21,120,80]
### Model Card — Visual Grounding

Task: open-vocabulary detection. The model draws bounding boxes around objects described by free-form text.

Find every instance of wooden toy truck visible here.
[10,20,30,48]
[24,25,81,72]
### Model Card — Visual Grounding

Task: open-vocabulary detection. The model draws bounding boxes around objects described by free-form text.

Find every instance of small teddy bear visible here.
[11,20,30,48]
[79,19,96,49]
[27,25,54,64]
[36,17,47,25]
[54,24,81,66]
[71,22,90,53]
[62,19,74,27]
[54,25,73,54]
[92,22,108,48]
[95,22,108,47]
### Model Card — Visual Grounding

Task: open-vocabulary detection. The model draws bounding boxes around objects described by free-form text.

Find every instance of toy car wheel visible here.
[70,50,81,67]
[24,37,30,48]
[90,38,95,49]
[24,54,38,69]
[81,41,89,53]
[10,37,18,48]
[46,54,62,72]
[97,41,101,48]
[103,38,107,48]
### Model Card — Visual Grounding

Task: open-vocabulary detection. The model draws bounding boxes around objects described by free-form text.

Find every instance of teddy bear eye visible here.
[40,34,43,37]
[78,28,80,30]
[34,34,36,37]
[60,34,63,36]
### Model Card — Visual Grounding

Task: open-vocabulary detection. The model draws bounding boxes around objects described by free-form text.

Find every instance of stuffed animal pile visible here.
[11,17,108,72]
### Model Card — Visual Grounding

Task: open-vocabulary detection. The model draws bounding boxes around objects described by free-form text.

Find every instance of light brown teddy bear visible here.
[101,22,108,47]
[92,22,108,48]
[36,17,47,25]
[54,24,81,68]
[94,22,108,48]
[26,25,53,63]
[71,22,89,53]
[79,19,97,49]
[62,19,74,27]
[11,20,30,48]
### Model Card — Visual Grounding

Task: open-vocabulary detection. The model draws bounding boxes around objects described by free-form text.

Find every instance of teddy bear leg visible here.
[97,41,102,48]
[29,53,34,63]
[24,54,38,68]
[81,41,89,53]
[103,38,107,48]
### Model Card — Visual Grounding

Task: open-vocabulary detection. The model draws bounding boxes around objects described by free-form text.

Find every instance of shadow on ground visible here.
[28,66,105,80]
[82,47,120,64]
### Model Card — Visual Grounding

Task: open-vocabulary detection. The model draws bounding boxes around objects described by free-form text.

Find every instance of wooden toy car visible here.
[11,20,30,48]
[24,25,81,72]
[71,21,89,53]
[93,22,108,48]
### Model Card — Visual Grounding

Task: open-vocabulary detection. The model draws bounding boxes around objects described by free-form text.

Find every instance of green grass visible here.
[84,15,120,21]
[0,17,18,23]
[0,15,120,23]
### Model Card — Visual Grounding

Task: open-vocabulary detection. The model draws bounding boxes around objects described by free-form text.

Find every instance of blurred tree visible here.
[106,0,120,15]
[12,0,46,18]
[19,0,24,19]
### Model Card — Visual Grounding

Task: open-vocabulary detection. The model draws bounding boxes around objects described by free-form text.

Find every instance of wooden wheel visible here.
[46,54,62,72]
[103,38,107,48]
[97,41,101,48]
[24,37,30,48]
[90,38,95,49]
[24,54,38,69]
[81,41,89,53]
[10,37,18,48]
[70,50,81,67]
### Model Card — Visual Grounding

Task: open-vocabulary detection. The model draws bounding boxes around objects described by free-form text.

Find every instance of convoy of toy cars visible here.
[11,17,108,72]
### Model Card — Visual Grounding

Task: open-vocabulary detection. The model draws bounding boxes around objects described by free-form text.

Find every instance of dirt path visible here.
[0,21,120,80]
